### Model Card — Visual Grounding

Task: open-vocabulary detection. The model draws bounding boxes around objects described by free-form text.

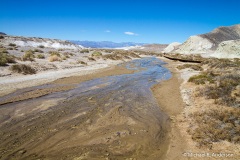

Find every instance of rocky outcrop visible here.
[171,24,240,58]
[210,39,240,58]
[0,36,83,50]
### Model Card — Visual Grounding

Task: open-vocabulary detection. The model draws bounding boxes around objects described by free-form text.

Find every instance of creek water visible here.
[0,57,172,159]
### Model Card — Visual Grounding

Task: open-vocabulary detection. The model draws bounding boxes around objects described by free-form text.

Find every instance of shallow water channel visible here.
[0,57,172,159]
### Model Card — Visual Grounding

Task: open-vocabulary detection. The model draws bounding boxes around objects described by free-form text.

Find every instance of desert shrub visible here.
[88,57,95,61]
[8,43,16,47]
[38,45,45,48]
[92,51,102,57]
[189,108,240,148]
[0,35,4,39]
[0,51,16,66]
[8,47,14,50]
[188,71,217,85]
[203,58,240,70]
[177,64,203,71]
[129,52,141,58]
[34,49,44,53]
[58,48,65,51]
[36,54,45,59]
[10,64,36,74]
[124,56,131,59]
[49,51,61,57]
[63,52,73,57]
[77,60,87,65]
[80,49,89,53]
[62,56,69,60]
[200,74,240,107]
[48,55,61,62]
[0,47,8,54]
[22,50,35,61]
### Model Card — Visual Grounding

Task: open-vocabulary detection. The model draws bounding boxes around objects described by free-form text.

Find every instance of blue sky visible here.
[0,0,239,43]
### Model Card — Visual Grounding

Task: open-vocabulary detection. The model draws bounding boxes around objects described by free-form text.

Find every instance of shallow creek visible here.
[0,57,172,160]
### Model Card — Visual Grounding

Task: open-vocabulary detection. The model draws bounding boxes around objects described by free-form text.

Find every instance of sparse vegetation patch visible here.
[22,50,35,61]
[189,108,240,148]
[49,55,61,62]
[0,48,16,66]
[92,51,102,57]
[8,43,16,47]
[10,64,36,74]
[177,64,203,71]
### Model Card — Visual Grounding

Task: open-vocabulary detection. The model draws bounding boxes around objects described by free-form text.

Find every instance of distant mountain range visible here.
[70,40,146,48]
[0,32,7,35]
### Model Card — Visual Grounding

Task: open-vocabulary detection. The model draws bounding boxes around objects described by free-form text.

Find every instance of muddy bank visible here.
[0,57,172,160]
[0,66,134,105]
[151,57,186,160]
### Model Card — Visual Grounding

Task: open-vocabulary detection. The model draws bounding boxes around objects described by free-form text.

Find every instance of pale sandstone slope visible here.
[167,24,240,58]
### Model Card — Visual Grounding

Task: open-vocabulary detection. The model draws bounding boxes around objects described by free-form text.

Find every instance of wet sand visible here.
[0,58,172,160]
[151,57,187,160]
[0,66,134,105]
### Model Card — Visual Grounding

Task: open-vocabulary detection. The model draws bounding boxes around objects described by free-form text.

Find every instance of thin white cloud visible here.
[105,30,111,33]
[124,31,138,36]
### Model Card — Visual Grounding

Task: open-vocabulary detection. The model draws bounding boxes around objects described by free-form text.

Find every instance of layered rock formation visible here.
[165,24,240,58]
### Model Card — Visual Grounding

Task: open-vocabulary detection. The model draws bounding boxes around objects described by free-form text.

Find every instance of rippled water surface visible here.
[0,57,172,160]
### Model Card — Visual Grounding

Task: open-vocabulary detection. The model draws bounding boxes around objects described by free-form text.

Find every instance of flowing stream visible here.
[0,57,172,160]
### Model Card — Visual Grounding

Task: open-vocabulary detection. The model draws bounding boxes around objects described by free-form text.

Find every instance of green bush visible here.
[22,50,35,61]
[10,64,36,74]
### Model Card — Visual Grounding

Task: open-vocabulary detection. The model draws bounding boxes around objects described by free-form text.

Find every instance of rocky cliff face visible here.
[1,35,83,50]
[169,24,240,58]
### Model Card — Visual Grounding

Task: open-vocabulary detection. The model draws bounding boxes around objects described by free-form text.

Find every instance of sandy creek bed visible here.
[0,57,172,160]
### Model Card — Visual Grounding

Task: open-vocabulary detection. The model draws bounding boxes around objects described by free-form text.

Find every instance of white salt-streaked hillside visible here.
[1,35,83,50]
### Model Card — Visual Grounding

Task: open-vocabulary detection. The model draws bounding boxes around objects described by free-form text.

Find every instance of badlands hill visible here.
[165,24,240,58]
[1,35,83,50]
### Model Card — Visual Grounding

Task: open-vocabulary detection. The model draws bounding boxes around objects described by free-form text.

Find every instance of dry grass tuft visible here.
[177,64,203,71]
[0,48,16,66]
[22,50,35,61]
[10,64,36,74]
[48,55,61,62]
[36,54,45,59]
[189,108,240,148]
